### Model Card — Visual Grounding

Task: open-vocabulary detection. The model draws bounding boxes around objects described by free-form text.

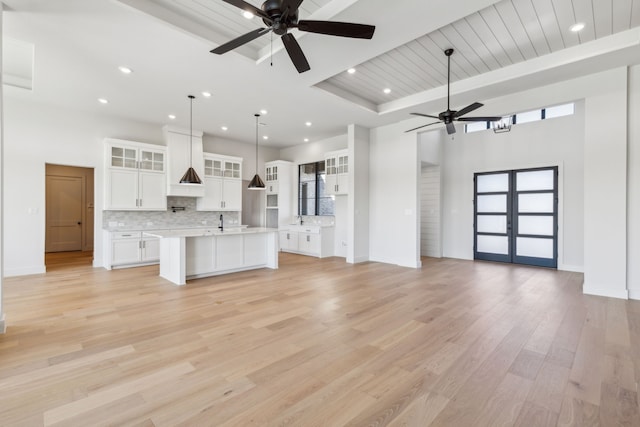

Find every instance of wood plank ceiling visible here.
[317,0,640,107]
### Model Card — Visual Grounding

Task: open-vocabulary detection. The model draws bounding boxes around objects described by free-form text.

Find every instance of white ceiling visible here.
[3,0,640,148]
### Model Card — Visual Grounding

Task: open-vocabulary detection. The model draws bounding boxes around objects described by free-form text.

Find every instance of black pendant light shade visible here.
[248,113,266,190]
[180,95,202,184]
[248,173,265,189]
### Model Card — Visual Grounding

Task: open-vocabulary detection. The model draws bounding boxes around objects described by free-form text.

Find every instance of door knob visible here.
[77,221,82,225]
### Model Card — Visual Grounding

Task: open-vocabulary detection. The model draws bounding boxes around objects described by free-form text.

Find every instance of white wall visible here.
[347,124,370,264]
[279,134,346,164]
[369,122,421,268]
[3,98,163,275]
[583,68,628,299]
[440,102,585,270]
[421,165,441,258]
[629,65,640,300]
[1,4,6,333]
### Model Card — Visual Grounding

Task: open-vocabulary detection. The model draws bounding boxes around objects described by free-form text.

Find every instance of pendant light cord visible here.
[189,95,195,168]
[255,114,260,173]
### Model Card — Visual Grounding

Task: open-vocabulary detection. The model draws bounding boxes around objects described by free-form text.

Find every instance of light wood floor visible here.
[1,254,639,426]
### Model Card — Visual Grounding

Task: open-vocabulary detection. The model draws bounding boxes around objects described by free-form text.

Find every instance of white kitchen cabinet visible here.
[186,236,215,276]
[325,149,348,196]
[298,232,321,255]
[279,225,334,258]
[279,230,299,252]
[104,230,160,269]
[265,160,294,228]
[215,234,244,270]
[197,154,243,211]
[164,126,205,197]
[104,139,167,211]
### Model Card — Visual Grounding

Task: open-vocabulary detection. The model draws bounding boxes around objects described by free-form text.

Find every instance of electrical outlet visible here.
[201,220,207,225]
[342,241,347,247]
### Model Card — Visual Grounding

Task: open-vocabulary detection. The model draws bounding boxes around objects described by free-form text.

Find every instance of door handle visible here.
[77,221,82,225]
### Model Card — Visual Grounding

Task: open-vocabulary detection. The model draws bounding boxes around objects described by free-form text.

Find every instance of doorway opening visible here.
[45,164,94,269]
[474,166,558,268]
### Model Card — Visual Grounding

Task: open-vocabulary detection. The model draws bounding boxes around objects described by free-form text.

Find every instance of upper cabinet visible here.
[265,163,279,194]
[325,149,348,196]
[264,160,294,228]
[163,126,205,197]
[196,153,243,211]
[104,139,167,211]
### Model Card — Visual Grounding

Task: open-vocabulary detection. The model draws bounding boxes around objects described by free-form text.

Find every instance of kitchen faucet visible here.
[219,214,223,231]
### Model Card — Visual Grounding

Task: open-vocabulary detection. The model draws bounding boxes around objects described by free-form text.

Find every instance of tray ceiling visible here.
[316,0,640,110]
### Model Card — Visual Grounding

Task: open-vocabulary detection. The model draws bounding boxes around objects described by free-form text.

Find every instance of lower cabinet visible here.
[279,226,334,258]
[185,233,270,277]
[104,231,160,269]
[186,236,215,276]
[279,231,299,252]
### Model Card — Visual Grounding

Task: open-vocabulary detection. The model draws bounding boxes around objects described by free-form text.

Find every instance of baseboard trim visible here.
[559,264,584,273]
[3,265,46,277]
[0,315,6,334]
[583,286,629,300]
[628,289,640,301]
[347,255,369,264]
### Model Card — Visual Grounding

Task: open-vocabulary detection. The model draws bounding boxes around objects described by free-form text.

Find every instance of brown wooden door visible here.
[46,175,83,252]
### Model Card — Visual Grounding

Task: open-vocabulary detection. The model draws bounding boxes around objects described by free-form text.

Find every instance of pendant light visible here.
[179,95,202,184]
[248,113,266,190]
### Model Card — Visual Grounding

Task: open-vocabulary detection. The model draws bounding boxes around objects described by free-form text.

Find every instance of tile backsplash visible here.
[103,197,240,229]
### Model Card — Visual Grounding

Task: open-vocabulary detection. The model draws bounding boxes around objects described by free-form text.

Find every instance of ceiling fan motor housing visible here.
[262,0,298,33]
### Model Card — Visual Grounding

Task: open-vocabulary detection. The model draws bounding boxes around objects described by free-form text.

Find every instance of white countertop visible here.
[104,224,247,232]
[144,227,278,238]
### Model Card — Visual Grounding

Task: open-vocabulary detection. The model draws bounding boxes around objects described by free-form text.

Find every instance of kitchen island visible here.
[144,227,278,285]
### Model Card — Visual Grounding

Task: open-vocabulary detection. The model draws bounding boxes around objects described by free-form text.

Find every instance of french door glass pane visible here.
[477,194,507,213]
[477,173,509,193]
[516,237,553,258]
[516,170,554,191]
[477,235,509,255]
[518,216,553,236]
[518,193,553,213]
[477,215,507,233]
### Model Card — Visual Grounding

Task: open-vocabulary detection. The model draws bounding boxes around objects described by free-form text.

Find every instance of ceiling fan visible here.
[406,48,502,134]
[211,0,375,73]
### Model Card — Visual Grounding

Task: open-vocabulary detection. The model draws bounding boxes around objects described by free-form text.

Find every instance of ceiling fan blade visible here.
[211,28,271,54]
[297,20,375,39]
[410,112,439,119]
[405,121,441,133]
[446,122,456,135]
[282,33,310,73]
[454,102,483,118]
[221,0,272,22]
[457,116,503,122]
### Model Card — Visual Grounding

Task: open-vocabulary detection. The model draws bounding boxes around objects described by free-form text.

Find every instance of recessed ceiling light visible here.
[347,68,356,74]
[221,126,228,131]
[168,114,176,120]
[304,138,309,142]
[260,109,268,115]
[98,98,109,104]
[118,66,132,74]
[570,22,585,32]
[242,11,254,19]
[383,88,391,94]
[305,121,312,127]
[202,91,212,98]
[263,136,269,140]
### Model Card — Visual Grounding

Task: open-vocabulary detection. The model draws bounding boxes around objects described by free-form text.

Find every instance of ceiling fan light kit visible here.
[406,48,502,135]
[212,0,376,73]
